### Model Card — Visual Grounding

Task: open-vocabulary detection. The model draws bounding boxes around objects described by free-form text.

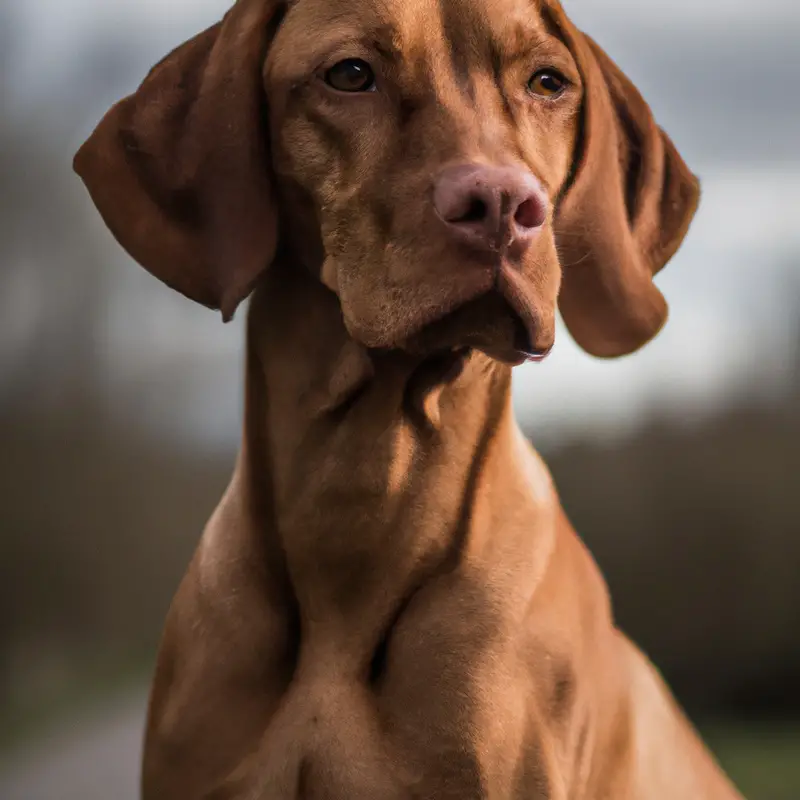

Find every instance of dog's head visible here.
[75,0,699,363]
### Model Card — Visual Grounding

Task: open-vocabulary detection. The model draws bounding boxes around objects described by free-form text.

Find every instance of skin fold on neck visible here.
[236,261,560,679]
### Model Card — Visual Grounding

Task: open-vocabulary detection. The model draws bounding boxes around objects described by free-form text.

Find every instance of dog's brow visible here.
[316,23,402,64]
[492,24,560,66]
[537,2,570,48]
[370,24,403,62]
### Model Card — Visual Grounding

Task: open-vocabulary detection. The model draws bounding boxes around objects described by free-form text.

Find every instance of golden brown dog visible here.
[75,0,745,797]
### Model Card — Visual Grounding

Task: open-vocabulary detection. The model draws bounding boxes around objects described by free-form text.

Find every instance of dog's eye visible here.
[325,59,376,93]
[528,69,567,98]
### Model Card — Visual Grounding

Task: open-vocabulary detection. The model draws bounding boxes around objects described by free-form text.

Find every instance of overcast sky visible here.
[3,0,799,446]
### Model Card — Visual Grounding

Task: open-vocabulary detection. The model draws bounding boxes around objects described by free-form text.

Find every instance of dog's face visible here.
[74,0,700,361]
[267,0,581,362]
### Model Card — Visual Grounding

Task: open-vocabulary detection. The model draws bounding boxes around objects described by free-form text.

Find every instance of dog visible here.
[74,0,744,797]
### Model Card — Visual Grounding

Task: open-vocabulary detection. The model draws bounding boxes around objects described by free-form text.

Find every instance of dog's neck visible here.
[236,263,557,674]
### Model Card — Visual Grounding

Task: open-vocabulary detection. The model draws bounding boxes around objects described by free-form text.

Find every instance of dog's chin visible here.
[403,291,553,367]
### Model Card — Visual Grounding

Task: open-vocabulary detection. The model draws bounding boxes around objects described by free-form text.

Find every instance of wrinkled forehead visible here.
[273,0,565,76]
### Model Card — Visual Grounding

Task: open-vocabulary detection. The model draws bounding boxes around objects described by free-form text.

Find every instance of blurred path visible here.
[0,688,147,800]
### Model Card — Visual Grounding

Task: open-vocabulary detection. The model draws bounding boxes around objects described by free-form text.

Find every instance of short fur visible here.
[75,0,742,797]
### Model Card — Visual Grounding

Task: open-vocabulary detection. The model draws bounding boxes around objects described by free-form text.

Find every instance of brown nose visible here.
[433,164,548,253]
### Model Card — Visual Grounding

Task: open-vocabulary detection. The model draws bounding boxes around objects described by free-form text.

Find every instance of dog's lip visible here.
[514,327,552,363]
[495,264,552,362]
[391,258,552,364]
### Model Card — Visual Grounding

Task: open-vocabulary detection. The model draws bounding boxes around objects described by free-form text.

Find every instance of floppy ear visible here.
[550,9,701,358]
[73,0,286,322]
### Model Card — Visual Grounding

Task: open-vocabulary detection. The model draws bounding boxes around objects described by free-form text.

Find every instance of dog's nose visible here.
[433,164,548,253]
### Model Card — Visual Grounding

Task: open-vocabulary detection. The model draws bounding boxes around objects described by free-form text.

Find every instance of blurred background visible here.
[0,0,798,797]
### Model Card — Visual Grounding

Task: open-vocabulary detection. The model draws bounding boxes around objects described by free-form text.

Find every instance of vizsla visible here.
[74,0,744,797]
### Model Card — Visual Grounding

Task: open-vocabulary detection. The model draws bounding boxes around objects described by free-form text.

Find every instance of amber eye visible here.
[325,59,376,93]
[528,69,568,98]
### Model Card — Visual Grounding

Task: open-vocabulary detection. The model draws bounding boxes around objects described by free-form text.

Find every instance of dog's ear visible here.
[74,0,286,321]
[549,7,701,358]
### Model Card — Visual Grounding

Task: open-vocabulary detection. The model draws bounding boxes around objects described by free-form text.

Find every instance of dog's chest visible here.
[191,424,571,798]
[232,570,569,800]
